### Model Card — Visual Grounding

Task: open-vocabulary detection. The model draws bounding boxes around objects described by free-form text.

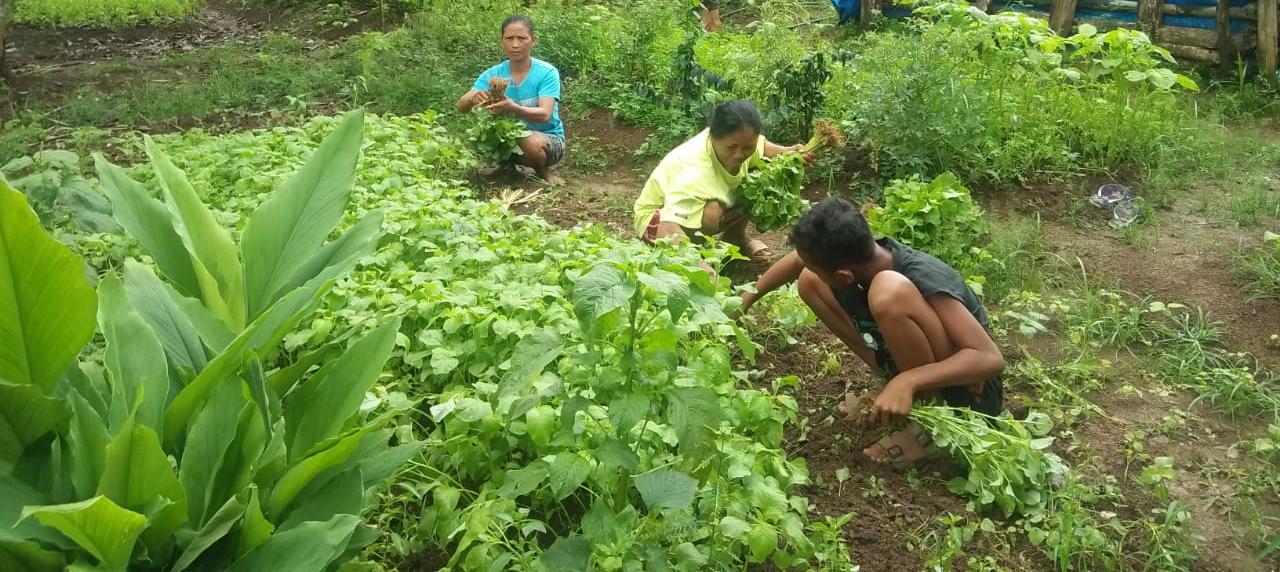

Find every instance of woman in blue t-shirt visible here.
[456,15,566,186]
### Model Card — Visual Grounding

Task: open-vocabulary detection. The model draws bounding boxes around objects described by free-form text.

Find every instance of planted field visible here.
[2,0,1279,570]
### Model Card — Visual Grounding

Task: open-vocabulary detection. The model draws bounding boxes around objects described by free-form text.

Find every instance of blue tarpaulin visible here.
[833,0,861,23]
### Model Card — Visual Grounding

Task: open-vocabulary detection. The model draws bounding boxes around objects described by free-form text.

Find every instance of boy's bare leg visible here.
[862,271,961,463]
[796,270,878,371]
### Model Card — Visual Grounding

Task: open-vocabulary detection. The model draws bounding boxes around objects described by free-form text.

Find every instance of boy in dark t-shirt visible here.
[740,197,1005,467]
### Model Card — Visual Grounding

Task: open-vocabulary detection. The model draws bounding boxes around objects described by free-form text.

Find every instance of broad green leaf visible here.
[497,329,563,398]
[608,393,649,434]
[144,136,246,331]
[539,536,589,572]
[97,420,188,555]
[268,423,379,519]
[1174,74,1200,92]
[286,318,400,462]
[559,396,591,433]
[268,342,337,395]
[665,387,722,458]
[94,156,200,297]
[180,377,245,527]
[0,381,67,464]
[279,468,363,532]
[524,405,557,448]
[746,523,778,563]
[718,515,751,538]
[595,439,640,471]
[243,355,276,441]
[63,364,108,423]
[205,401,268,521]
[581,502,629,547]
[241,111,364,319]
[498,462,548,499]
[170,494,246,572]
[356,440,426,487]
[121,261,210,374]
[571,264,634,324]
[97,274,170,435]
[637,269,690,321]
[0,539,64,572]
[634,470,697,513]
[272,210,384,303]
[0,475,66,549]
[0,182,96,392]
[547,452,591,501]
[226,514,359,572]
[20,496,147,572]
[164,280,329,450]
[236,488,274,556]
[65,389,109,499]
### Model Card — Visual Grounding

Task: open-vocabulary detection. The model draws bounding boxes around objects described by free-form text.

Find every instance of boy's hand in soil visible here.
[485,97,520,116]
[873,379,915,424]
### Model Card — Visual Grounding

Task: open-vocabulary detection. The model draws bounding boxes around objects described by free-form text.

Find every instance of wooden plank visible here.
[1161,24,1255,48]
[1168,3,1256,19]
[1261,0,1277,84]
[1050,0,1080,33]
[1163,41,1222,61]
[1138,0,1164,34]
[1014,0,1258,19]
[1218,0,1236,70]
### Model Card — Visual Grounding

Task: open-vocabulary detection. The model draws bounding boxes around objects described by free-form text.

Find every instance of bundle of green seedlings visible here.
[910,405,1067,518]
[739,121,844,232]
[467,77,529,165]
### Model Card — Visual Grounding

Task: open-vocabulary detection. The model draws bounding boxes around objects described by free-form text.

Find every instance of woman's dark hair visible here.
[708,99,762,138]
[790,197,877,271]
[501,14,534,35]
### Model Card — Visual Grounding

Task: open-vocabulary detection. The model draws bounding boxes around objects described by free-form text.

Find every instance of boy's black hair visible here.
[708,99,763,138]
[790,196,877,270]
[502,14,534,35]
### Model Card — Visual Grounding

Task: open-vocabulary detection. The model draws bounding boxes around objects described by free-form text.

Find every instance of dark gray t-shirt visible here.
[833,237,1001,414]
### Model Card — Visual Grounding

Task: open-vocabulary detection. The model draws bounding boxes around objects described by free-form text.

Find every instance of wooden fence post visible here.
[1217,0,1236,71]
[1138,0,1165,37]
[1050,0,1080,34]
[1260,0,1277,85]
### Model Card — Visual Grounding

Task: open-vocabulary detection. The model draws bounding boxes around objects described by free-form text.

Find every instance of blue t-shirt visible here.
[472,58,564,139]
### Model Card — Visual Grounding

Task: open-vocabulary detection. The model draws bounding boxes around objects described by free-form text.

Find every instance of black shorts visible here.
[833,286,1004,416]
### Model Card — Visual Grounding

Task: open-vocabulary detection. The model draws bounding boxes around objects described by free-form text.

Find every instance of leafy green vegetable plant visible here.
[0,111,417,572]
[1,149,120,236]
[466,110,529,166]
[866,172,991,293]
[910,406,1067,517]
[739,121,843,232]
